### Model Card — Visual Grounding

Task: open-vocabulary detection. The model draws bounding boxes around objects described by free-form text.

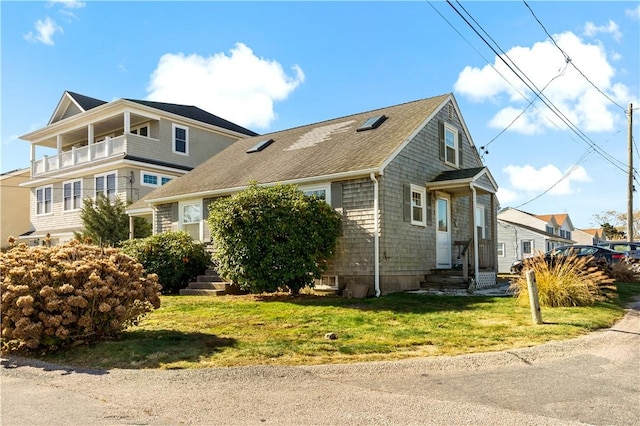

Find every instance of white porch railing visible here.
[32,136,127,176]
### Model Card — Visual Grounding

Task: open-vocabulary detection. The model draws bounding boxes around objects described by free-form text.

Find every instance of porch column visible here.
[30,144,35,175]
[124,111,131,134]
[88,124,94,160]
[56,135,63,169]
[471,185,480,283]
[129,215,134,240]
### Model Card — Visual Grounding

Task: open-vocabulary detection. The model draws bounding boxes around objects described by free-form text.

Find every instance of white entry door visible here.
[436,195,452,269]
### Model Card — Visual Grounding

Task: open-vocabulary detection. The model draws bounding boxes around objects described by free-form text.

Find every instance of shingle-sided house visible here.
[497,208,576,273]
[17,91,257,245]
[128,93,499,296]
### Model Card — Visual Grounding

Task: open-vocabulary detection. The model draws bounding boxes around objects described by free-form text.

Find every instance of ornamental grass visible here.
[509,253,615,307]
[1,240,161,353]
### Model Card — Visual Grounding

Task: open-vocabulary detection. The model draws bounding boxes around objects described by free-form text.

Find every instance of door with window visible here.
[436,194,451,268]
[179,201,202,241]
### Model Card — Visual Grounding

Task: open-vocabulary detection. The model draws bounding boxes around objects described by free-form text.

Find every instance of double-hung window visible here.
[173,124,188,155]
[522,240,534,257]
[95,172,116,202]
[63,179,82,211]
[36,185,52,215]
[497,243,506,257]
[410,184,426,226]
[444,124,458,167]
[475,205,486,239]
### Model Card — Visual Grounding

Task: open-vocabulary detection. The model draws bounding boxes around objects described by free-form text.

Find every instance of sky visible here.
[1,0,639,230]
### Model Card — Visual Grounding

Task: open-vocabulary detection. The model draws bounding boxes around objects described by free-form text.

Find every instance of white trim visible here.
[130,122,150,137]
[497,242,506,257]
[172,123,189,155]
[410,184,427,226]
[62,178,83,212]
[35,185,53,216]
[299,183,331,204]
[443,123,459,167]
[94,171,118,200]
[178,199,203,241]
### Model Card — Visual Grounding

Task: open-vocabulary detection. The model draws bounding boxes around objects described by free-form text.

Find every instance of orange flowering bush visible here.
[1,240,161,353]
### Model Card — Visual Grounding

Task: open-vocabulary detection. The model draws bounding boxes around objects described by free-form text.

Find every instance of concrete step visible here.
[179,288,226,296]
[196,274,225,283]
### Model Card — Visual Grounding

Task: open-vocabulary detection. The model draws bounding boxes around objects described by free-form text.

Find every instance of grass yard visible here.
[39,282,639,370]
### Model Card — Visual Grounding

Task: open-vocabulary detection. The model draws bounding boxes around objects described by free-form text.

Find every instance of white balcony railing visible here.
[32,136,127,176]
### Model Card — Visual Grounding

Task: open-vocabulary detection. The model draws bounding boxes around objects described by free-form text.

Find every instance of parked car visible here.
[597,241,640,259]
[510,245,625,274]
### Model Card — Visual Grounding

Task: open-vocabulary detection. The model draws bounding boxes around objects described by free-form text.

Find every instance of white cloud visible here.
[626,5,640,20]
[48,0,86,9]
[583,20,623,42]
[502,163,591,196]
[496,187,519,205]
[146,43,305,130]
[24,16,63,46]
[454,30,630,134]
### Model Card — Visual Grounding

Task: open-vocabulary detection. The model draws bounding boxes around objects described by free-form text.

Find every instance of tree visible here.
[593,210,640,240]
[77,194,151,246]
[208,183,342,294]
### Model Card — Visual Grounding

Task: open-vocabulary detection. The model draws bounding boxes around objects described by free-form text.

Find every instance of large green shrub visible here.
[120,231,211,294]
[208,183,342,294]
[1,241,161,353]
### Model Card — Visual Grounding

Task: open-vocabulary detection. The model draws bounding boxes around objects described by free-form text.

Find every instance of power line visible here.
[445,0,629,177]
[522,0,627,112]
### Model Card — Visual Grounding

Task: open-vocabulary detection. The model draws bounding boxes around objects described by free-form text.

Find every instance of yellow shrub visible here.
[1,240,161,353]
[509,253,614,307]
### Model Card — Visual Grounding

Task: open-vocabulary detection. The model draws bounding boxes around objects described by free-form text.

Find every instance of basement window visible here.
[247,139,274,153]
[356,115,386,132]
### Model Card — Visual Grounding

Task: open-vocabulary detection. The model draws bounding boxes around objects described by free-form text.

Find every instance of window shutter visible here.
[458,131,463,167]
[330,182,343,209]
[438,121,445,161]
[403,184,411,222]
[426,191,432,226]
[171,203,179,222]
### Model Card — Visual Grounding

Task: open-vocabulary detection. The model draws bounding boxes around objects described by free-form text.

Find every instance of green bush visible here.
[1,241,161,353]
[509,253,615,307]
[120,231,211,294]
[208,183,342,294]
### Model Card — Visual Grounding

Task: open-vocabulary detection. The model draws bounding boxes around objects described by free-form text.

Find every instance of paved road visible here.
[2,300,639,426]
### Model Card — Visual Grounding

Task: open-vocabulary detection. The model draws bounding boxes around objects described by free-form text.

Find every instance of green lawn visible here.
[39,282,639,370]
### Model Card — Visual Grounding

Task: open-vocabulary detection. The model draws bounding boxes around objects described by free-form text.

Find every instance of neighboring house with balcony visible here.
[497,207,575,273]
[0,168,31,248]
[128,93,500,296]
[18,91,257,245]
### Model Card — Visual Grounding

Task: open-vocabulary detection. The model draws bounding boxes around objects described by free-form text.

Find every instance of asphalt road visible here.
[1,300,638,426]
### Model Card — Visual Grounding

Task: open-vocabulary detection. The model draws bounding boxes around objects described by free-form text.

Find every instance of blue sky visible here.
[1,1,639,229]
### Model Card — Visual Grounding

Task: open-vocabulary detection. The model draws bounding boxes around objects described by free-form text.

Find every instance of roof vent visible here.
[356,115,387,132]
[246,139,274,153]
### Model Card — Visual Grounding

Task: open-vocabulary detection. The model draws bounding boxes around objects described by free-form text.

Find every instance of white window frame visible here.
[522,239,534,257]
[497,242,505,257]
[410,184,426,226]
[140,171,173,187]
[179,200,203,241]
[475,205,486,239]
[94,171,117,201]
[36,185,53,216]
[444,123,458,167]
[130,123,150,137]
[172,124,189,155]
[63,179,83,211]
[300,184,331,204]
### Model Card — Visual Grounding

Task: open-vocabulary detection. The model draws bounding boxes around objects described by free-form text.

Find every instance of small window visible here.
[36,185,53,215]
[410,184,426,226]
[95,172,117,201]
[172,124,188,154]
[357,115,386,132]
[63,179,82,211]
[161,177,172,185]
[522,240,533,257]
[497,243,505,257]
[475,205,486,239]
[131,124,149,137]
[247,139,274,153]
[300,184,331,204]
[444,124,458,167]
[142,173,158,186]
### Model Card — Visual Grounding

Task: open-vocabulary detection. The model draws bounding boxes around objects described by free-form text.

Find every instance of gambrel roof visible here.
[135,93,463,204]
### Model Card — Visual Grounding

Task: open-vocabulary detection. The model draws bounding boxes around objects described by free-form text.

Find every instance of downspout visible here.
[471,184,480,286]
[370,173,381,297]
